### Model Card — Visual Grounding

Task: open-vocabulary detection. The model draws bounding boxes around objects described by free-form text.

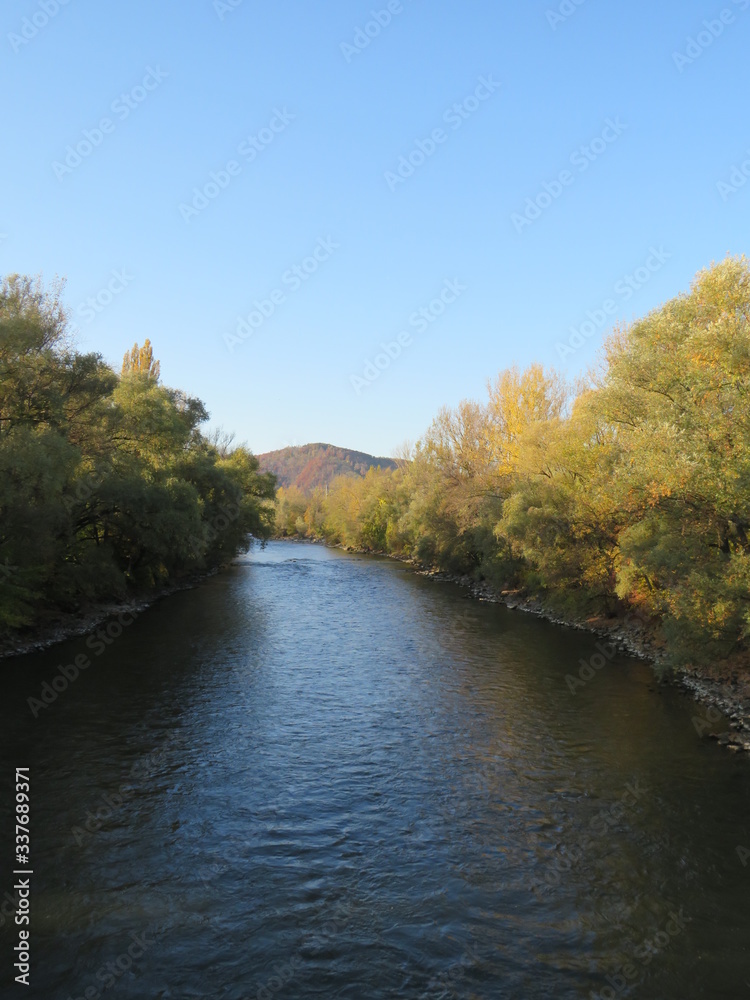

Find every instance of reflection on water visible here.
[0,541,749,999]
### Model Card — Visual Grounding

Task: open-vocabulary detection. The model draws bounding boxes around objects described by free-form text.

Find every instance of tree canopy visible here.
[278,257,750,671]
[0,275,275,634]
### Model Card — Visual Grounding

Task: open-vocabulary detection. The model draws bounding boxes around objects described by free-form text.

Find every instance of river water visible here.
[0,540,748,998]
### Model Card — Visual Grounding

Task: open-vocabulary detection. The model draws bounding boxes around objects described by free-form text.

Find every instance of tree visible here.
[591,255,750,660]
[121,339,160,381]
[265,258,750,671]
[0,275,274,636]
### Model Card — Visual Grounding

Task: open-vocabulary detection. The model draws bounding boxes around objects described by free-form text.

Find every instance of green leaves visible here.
[0,275,275,636]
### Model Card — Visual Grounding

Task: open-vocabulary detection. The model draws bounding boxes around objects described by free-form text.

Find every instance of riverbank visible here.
[7,533,748,999]
[7,534,749,755]
[277,536,750,754]
[0,568,221,662]
[418,565,750,755]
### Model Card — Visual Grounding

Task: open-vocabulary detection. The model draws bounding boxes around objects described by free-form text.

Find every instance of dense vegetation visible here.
[277,257,750,669]
[259,443,398,490]
[0,275,275,635]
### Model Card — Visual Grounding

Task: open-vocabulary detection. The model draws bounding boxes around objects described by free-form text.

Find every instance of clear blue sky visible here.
[2,0,748,456]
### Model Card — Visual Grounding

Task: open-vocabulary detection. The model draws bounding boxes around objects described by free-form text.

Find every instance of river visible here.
[0,540,748,998]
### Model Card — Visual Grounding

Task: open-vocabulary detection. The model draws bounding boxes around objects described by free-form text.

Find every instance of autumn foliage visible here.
[278,257,750,668]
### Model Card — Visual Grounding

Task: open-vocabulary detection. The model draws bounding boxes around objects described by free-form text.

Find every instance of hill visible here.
[258,443,399,491]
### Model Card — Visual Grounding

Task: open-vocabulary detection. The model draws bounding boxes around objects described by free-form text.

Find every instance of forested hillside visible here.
[276,257,750,671]
[0,275,275,637]
[259,443,398,490]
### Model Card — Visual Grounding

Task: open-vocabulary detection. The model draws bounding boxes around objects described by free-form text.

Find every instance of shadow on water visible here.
[0,541,749,998]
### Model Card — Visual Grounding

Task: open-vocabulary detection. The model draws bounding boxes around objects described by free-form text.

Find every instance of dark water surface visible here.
[1,541,749,999]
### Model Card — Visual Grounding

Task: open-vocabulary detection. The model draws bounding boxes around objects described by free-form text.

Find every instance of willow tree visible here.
[591,255,750,661]
[0,276,274,635]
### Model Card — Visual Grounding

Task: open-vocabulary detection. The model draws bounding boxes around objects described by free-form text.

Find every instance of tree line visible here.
[0,275,275,636]
[277,257,750,669]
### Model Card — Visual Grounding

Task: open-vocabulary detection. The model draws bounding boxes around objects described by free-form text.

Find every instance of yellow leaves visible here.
[646,482,672,505]
[486,363,568,471]
[122,339,161,382]
[267,257,750,664]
